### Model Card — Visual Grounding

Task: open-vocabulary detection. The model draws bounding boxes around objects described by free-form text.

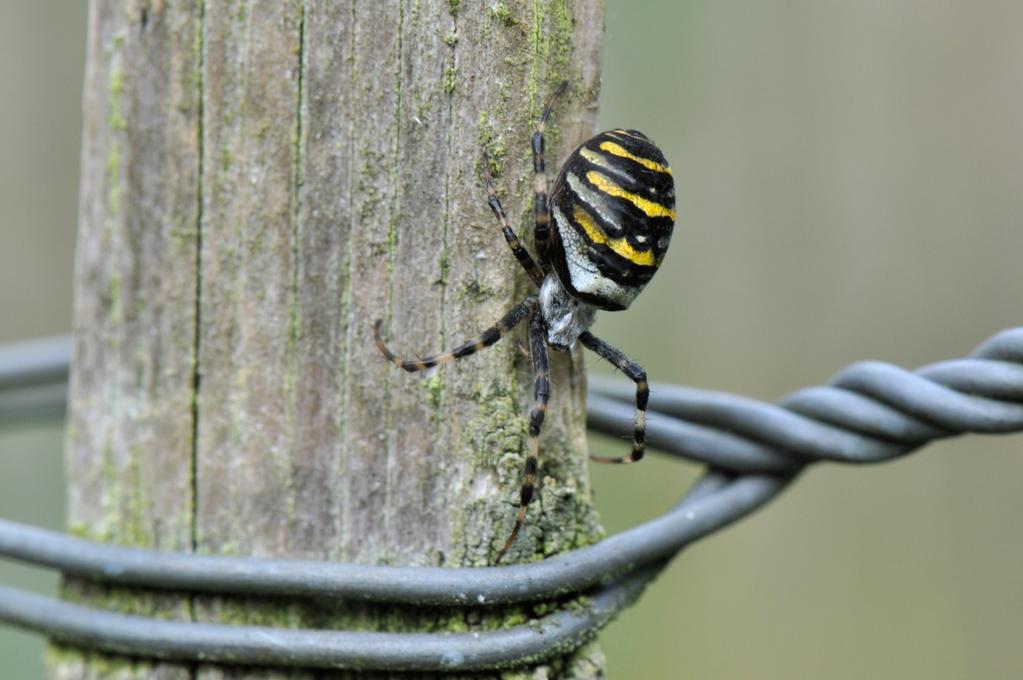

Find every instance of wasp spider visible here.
[374,84,676,561]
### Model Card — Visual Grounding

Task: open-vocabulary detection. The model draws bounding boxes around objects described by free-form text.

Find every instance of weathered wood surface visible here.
[57,0,605,677]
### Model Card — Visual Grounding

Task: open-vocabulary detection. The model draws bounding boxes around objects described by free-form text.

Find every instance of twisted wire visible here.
[589,328,1023,470]
[0,327,1020,670]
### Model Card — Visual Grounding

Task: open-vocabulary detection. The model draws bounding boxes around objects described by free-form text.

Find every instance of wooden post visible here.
[55,0,605,677]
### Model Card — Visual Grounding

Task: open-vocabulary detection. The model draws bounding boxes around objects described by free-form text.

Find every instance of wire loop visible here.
[1,328,1021,670]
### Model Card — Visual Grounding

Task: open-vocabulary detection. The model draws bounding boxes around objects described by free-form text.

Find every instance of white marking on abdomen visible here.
[566,172,625,237]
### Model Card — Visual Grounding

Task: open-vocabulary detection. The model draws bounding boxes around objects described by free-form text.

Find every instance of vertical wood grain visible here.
[57,0,202,678]
[59,1,605,676]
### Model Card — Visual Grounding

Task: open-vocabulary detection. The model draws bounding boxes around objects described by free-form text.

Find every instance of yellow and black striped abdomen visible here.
[547,129,675,311]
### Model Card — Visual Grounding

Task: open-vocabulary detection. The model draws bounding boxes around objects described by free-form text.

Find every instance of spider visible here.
[374,84,676,561]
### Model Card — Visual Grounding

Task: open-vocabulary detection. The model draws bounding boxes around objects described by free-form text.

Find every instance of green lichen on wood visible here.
[46,642,166,676]
[448,376,524,566]
[468,377,526,469]
[104,133,121,216]
[444,64,457,94]
[219,140,233,171]
[477,111,509,176]
[438,248,450,285]
[107,65,127,132]
[125,443,147,546]
[422,371,445,411]
[489,1,517,25]
[550,0,575,73]
[526,0,577,112]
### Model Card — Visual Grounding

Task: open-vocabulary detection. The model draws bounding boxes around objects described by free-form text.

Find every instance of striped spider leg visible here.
[531,81,569,271]
[373,297,537,373]
[580,331,648,464]
[377,82,677,560]
[495,311,551,562]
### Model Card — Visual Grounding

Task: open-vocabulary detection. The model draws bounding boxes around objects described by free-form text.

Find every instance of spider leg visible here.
[374,296,537,372]
[495,310,550,562]
[481,156,545,287]
[532,81,567,270]
[579,331,648,464]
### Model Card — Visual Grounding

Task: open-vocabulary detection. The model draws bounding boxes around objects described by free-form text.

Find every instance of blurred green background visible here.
[2,2,1021,678]
[0,3,83,680]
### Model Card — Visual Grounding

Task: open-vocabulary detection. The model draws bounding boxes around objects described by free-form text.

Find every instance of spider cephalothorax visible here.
[374,85,676,561]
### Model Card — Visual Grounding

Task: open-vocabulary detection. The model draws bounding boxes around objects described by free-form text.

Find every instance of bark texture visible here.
[55,0,605,678]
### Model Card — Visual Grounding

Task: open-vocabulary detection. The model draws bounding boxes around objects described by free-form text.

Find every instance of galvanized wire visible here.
[0,334,70,387]
[1,327,1021,671]
[590,327,1023,472]
[0,566,658,672]
[0,334,70,422]
[0,472,779,606]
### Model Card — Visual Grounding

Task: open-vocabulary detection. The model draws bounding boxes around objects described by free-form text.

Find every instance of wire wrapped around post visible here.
[0,327,1021,670]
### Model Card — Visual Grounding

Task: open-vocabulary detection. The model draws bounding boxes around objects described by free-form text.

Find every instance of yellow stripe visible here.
[585,171,677,220]
[599,141,672,175]
[572,204,655,266]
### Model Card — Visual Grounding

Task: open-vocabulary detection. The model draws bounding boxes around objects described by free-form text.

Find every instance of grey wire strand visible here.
[588,327,1023,469]
[0,327,1021,670]
[0,566,656,672]
[0,473,781,670]
[0,472,783,606]
[0,335,71,388]
[0,335,71,422]
[587,392,798,471]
